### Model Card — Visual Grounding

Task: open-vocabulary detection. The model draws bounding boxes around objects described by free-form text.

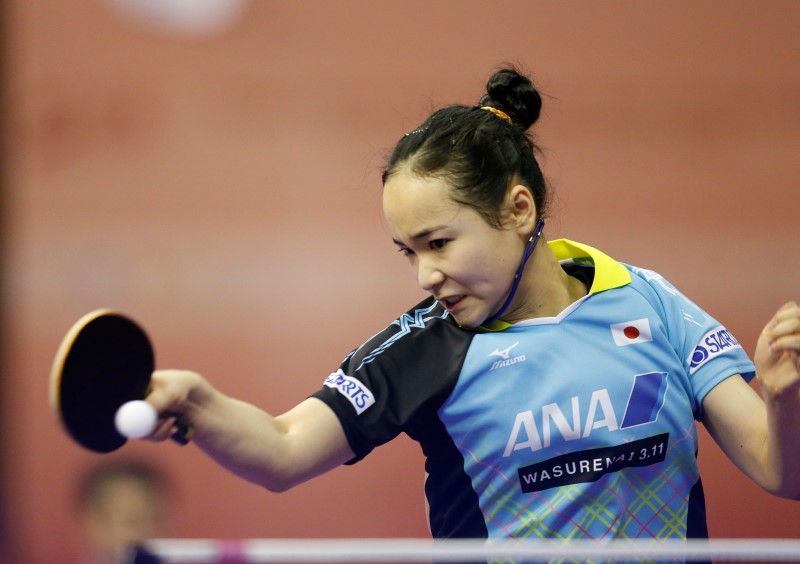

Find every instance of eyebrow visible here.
[392,225,447,247]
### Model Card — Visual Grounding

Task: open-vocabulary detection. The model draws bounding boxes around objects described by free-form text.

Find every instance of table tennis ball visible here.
[115,400,158,439]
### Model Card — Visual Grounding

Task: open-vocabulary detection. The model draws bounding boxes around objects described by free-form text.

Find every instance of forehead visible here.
[382,170,462,229]
[92,476,157,502]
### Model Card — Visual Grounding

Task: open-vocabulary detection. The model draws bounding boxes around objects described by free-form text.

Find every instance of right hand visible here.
[145,369,211,442]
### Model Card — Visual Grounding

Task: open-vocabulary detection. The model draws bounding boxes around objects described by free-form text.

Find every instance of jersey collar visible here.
[548,239,631,294]
[479,239,631,331]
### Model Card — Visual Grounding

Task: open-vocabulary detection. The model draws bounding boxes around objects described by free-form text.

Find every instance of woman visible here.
[147,67,800,541]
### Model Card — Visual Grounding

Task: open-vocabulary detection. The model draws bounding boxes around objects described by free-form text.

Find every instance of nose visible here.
[417,255,445,293]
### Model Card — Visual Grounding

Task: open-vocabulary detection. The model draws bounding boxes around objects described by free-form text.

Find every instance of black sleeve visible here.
[311,297,474,463]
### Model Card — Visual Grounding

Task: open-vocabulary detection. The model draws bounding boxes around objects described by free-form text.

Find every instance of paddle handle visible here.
[171,418,194,445]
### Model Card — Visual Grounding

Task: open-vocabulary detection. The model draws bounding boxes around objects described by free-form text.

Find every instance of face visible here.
[383,169,528,328]
[82,477,165,559]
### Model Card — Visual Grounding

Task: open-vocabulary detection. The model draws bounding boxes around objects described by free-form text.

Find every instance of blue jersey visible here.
[312,239,755,541]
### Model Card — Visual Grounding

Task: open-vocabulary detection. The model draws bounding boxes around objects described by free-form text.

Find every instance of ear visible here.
[507,184,537,236]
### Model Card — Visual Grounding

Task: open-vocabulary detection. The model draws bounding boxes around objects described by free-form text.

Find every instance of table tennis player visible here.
[143,66,800,543]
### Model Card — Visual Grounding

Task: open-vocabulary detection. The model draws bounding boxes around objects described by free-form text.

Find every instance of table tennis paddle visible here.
[50,309,191,453]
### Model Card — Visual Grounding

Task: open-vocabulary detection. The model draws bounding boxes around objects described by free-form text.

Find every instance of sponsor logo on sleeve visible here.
[323,370,375,415]
[688,325,742,375]
[610,318,653,346]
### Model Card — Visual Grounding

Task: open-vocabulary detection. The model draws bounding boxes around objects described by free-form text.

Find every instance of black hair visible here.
[382,66,548,229]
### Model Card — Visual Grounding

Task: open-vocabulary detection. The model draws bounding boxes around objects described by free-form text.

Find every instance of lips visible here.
[439,295,465,311]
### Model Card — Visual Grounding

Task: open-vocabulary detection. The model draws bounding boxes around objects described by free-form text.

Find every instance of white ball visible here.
[115,400,158,439]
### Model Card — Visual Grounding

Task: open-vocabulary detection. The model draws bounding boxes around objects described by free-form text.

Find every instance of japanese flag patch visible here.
[610,318,653,346]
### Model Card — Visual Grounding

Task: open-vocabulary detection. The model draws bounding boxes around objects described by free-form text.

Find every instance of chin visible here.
[446,300,490,329]
[451,314,482,329]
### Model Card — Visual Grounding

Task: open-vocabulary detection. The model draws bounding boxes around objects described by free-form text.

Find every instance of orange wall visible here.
[4,1,799,561]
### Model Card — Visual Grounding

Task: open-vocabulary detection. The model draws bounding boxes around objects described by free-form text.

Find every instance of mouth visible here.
[438,295,465,311]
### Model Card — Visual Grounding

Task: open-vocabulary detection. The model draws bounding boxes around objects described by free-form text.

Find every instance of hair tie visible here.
[480,106,512,124]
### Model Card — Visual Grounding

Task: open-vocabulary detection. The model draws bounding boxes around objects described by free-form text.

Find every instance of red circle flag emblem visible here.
[623,326,640,339]
[610,319,653,346]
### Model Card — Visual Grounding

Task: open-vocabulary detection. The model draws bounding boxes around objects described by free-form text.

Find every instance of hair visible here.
[382,66,548,229]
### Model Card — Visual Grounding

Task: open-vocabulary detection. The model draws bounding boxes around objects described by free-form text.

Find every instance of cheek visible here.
[456,244,515,286]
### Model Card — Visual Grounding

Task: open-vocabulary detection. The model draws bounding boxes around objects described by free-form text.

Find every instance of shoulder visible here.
[343,296,470,374]
[623,264,704,317]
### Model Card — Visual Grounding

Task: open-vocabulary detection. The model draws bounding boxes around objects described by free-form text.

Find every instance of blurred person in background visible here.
[76,459,170,564]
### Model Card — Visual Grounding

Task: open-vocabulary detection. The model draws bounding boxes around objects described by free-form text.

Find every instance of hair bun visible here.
[481,68,542,130]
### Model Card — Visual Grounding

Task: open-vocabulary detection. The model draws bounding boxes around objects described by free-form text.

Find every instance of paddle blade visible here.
[51,310,154,453]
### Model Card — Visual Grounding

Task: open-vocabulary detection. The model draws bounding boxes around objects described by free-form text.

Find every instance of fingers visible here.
[757,302,800,399]
[766,301,800,357]
[147,414,182,442]
[143,369,204,442]
[147,370,187,413]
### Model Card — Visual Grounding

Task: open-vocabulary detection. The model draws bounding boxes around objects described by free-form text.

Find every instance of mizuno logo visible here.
[489,342,519,360]
[489,342,526,371]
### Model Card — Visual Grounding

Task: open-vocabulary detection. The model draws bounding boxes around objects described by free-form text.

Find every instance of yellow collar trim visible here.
[548,239,631,293]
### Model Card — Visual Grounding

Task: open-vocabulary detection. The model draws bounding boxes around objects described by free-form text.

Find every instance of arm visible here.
[145,369,355,492]
[701,301,800,499]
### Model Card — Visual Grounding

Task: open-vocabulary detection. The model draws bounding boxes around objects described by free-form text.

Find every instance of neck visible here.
[500,240,588,323]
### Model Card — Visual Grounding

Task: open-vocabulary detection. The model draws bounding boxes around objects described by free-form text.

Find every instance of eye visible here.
[397,246,414,257]
[430,239,448,250]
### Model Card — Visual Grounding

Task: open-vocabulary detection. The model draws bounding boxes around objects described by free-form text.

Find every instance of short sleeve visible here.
[310,297,473,462]
[628,266,756,416]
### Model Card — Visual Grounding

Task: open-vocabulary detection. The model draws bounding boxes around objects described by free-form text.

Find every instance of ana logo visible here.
[323,370,375,414]
[610,319,653,346]
[504,372,669,458]
[489,341,526,371]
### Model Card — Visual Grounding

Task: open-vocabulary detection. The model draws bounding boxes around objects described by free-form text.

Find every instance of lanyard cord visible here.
[483,218,545,325]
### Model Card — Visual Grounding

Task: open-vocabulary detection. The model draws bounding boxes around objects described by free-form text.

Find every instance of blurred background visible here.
[2,0,799,561]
